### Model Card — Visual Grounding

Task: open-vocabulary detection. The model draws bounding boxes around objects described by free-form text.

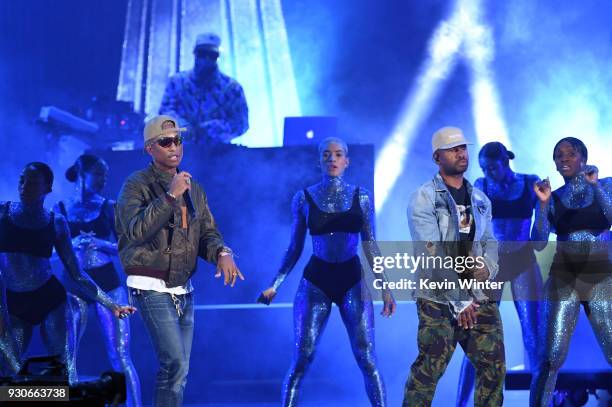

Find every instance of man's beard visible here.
[444,162,468,176]
[195,65,216,79]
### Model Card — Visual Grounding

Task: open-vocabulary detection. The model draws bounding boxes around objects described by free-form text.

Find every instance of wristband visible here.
[218,247,234,258]
[166,191,177,203]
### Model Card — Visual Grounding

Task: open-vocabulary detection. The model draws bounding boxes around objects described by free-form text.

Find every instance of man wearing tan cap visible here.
[403,127,505,406]
[115,115,244,407]
[159,33,249,145]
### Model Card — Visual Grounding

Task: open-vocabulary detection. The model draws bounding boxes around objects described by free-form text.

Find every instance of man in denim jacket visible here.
[403,127,505,407]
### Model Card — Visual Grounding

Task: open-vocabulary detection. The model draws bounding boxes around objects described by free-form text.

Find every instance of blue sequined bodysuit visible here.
[530,175,612,407]
[56,196,142,407]
[0,201,116,382]
[268,176,387,407]
[456,173,544,407]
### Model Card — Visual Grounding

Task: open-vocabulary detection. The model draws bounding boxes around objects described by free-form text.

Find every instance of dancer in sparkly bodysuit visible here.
[55,154,141,406]
[0,162,135,382]
[258,137,396,406]
[456,142,543,406]
[530,137,612,406]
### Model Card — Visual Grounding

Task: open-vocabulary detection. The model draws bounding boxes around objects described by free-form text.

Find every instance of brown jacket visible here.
[115,163,226,287]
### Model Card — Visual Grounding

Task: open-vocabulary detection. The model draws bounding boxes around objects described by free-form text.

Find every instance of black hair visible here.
[479,142,515,162]
[23,162,54,189]
[65,154,108,183]
[553,137,588,162]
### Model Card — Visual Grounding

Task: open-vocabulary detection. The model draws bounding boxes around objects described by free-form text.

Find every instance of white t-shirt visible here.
[127,275,193,294]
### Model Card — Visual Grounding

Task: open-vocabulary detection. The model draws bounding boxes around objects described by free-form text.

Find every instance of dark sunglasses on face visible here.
[195,50,219,61]
[156,135,183,148]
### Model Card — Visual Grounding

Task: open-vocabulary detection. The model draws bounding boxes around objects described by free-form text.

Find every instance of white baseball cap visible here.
[431,126,472,153]
[194,33,221,53]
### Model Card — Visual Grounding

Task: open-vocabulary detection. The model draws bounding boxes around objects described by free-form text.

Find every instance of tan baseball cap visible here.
[144,115,186,143]
[431,126,472,153]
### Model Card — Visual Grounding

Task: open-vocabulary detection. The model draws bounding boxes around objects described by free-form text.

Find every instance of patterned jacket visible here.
[159,69,248,144]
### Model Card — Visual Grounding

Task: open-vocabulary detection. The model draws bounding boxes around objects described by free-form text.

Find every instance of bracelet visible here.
[165,191,177,202]
[218,247,234,258]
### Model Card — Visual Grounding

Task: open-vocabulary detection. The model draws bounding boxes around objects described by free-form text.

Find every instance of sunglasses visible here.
[195,50,219,61]
[155,135,183,148]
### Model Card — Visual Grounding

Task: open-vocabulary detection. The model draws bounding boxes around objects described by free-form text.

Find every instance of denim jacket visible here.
[407,173,498,316]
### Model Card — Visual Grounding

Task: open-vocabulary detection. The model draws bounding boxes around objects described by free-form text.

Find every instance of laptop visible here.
[283,116,338,146]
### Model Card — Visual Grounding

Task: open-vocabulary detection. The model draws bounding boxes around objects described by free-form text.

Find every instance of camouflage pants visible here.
[403,299,506,407]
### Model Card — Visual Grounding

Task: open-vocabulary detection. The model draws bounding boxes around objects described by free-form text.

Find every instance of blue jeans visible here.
[130,289,194,407]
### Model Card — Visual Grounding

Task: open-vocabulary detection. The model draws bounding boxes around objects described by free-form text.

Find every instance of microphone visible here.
[178,168,196,216]
[183,189,195,216]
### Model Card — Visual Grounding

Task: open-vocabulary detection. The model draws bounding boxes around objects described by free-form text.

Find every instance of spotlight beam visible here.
[375,0,510,213]
[375,9,464,212]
